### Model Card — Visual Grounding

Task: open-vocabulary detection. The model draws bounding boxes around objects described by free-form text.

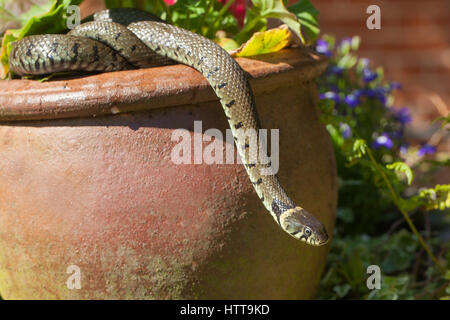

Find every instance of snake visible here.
[9,8,329,246]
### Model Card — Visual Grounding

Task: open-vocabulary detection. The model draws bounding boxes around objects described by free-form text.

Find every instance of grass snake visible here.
[9,8,328,246]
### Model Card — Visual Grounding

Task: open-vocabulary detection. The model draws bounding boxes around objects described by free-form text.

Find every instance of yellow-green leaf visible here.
[232,25,291,57]
[386,161,414,185]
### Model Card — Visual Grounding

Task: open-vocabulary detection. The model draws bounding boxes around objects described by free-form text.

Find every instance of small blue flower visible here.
[360,88,377,98]
[362,68,378,83]
[360,88,387,104]
[344,93,359,108]
[320,91,340,103]
[316,39,332,57]
[390,82,402,90]
[372,133,393,149]
[391,130,403,139]
[328,65,345,75]
[339,123,352,139]
[418,144,436,157]
[392,107,412,124]
[339,37,352,47]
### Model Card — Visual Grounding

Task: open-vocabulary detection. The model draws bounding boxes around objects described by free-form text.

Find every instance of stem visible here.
[365,147,444,273]
[208,0,236,38]
[196,0,215,35]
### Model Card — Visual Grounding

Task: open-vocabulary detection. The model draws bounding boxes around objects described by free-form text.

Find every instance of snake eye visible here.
[304,227,312,237]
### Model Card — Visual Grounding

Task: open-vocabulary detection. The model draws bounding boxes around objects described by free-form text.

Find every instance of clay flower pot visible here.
[0,47,337,299]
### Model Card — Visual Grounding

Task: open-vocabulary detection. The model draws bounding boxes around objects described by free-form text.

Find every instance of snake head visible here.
[279,207,329,246]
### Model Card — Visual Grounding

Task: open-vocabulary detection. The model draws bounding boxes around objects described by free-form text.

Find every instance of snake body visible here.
[9,8,328,246]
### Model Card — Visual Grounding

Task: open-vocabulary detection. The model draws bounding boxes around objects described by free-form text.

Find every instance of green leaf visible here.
[386,162,414,185]
[18,1,55,25]
[432,114,450,130]
[254,0,304,42]
[333,284,351,298]
[288,0,319,42]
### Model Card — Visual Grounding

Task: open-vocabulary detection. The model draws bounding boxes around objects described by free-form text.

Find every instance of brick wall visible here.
[302,0,449,152]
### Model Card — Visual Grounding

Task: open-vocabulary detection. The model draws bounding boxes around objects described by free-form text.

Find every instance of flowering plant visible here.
[316,35,450,299]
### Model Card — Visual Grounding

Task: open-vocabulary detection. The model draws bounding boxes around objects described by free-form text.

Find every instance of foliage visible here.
[105,0,319,44]
[315,35,450,300]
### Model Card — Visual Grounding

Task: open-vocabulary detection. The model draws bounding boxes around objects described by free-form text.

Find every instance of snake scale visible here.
[9,8,328,246]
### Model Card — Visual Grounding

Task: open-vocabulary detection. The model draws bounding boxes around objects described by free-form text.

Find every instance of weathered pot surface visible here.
[0,48,337,299]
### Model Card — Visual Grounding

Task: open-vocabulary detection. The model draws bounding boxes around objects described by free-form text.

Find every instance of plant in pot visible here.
[0,0,337,299]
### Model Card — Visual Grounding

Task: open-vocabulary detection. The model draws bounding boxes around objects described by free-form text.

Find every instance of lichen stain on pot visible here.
[0,48,336,299]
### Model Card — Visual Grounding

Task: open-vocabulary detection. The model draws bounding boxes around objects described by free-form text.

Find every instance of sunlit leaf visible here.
[231,25,291,57]
[386,162,414,185]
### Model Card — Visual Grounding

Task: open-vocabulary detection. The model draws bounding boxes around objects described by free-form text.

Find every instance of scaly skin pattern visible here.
[9,9,328,246]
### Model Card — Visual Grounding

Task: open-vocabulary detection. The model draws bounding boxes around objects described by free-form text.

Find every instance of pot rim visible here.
[0,47,327,122]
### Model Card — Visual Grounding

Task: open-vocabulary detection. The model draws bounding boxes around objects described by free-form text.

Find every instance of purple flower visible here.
[372,133,393,149]
[392,107,412,124]
[339,123,352,138]
[345,93,359,108]
[320,91,340,103]
[418,144,436,157]
[362,68,378,83]
[316,39,332,57]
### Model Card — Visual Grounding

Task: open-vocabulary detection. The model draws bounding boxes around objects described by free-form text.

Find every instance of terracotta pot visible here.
[0,48,337,299]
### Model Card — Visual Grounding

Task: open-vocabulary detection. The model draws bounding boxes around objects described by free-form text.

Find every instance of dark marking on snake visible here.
[71,43,80,63]
[225,100,235,108]
[252,178,262,186]
[218,82,227,89]
[115,32,122,41]
[234,122,243,129]
[93,45,100,62]
[26,44,33,57]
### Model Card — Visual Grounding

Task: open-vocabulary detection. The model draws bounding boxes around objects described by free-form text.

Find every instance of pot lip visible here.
[0,47,327,122]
